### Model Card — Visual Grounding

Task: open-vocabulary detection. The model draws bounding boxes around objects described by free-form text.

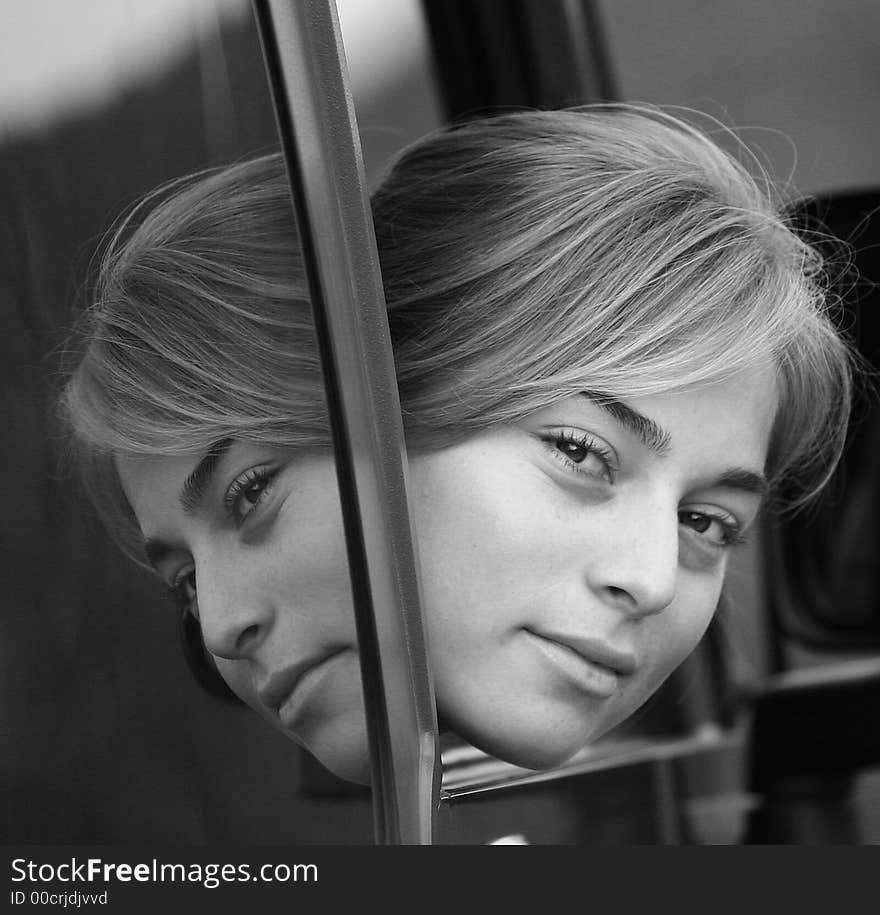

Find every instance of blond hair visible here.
[61,105,854,554]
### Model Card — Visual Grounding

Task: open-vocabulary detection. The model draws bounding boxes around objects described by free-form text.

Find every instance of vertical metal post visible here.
[252,0,440,844]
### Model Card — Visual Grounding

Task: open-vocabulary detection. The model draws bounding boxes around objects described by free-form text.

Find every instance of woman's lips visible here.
[275,649,351,729]
[258,647,350,719]
[524,629,636,698]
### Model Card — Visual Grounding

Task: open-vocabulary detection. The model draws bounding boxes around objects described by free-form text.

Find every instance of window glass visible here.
[4,0,376,844]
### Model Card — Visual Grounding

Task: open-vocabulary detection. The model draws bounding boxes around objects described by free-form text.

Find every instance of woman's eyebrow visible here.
[140,439,234,572]
[180,438,234,515]
[580,392,671,455]
[712,467,769,497]
[578,393,768,494]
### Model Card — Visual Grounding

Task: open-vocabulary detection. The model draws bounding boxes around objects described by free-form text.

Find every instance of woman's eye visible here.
[172,569,197,614]
[678,510,745,548]
[225,466,276,524]
[242,477,268,506]
[544,430,616,483]
[557,440,590,462]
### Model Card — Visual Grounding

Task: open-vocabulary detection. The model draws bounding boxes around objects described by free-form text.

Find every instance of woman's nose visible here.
[194,568,275,660]
[589,494,678,617]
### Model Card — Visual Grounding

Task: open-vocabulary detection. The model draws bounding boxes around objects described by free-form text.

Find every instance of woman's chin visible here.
[447,720,594,772]
[302,722,372,786]
[317,750,372,786]
[492,741,583,771]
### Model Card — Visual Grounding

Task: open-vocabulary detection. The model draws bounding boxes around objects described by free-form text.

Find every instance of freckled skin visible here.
[118,367,777,783]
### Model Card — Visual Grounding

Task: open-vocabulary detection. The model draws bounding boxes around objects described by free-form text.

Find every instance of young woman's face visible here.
[118,366,777,783]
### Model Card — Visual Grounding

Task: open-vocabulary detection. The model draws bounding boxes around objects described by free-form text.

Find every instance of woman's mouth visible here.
[523,629,636,698]
[258,647,351,726]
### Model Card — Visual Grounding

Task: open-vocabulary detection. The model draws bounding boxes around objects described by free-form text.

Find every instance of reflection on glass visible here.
[5,0,373,845]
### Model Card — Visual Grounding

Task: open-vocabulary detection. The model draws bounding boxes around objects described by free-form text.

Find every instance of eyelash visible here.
[543,429,748,550]
[224,465,277,526]
[542,428,618,483]
[678,509,748,550]
[171,567,197,615]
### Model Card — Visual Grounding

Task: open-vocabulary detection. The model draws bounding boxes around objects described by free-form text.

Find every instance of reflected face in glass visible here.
[117,365,776,782]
